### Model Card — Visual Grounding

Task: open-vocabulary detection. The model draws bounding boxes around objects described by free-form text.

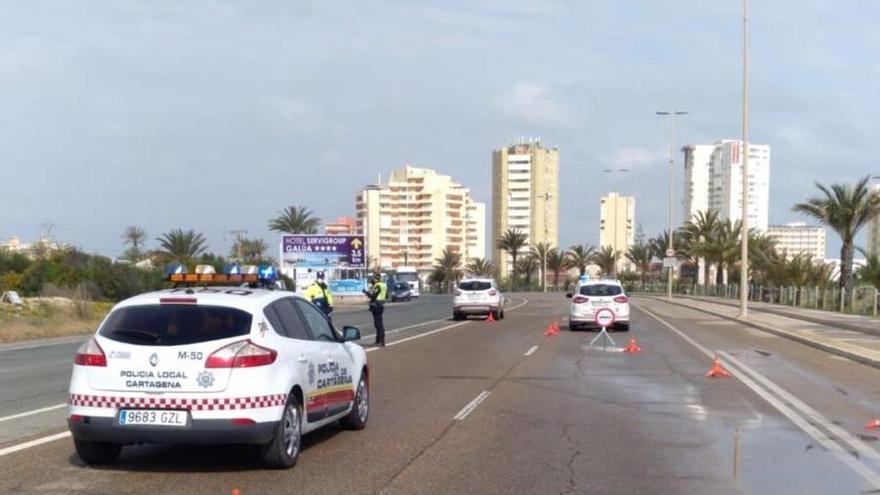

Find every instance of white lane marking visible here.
[0,335,88,353]
[638,304,880,489]
[358,317,452,341]
[453,391,491,421]
[0,403,67,423]
[0,431,70,457]
[524,345,538,357]
[363,297,530,353]
[721,350,880,461]
[365,321,471,353]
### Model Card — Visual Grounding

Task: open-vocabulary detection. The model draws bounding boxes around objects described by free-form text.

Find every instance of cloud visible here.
[602,146,667,170]
[497,80,573,128]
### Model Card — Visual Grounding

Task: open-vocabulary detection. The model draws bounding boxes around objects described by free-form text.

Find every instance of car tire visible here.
[453,312,463,321]
[74,439,122,465]
[342,373,369,430]
[492,310,501,321]
[261,394,302,469]
[616,323,630,332]
[500,309,505,320]
[569,322,579,331]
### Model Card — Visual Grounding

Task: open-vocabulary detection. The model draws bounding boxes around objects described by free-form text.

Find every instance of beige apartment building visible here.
[355,166,486,276]
[599,192,635,271]
[491,140,559,277]
[766,222,826,260]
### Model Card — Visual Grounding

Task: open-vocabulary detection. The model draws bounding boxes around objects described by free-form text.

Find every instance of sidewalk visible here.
[646,295,880,369]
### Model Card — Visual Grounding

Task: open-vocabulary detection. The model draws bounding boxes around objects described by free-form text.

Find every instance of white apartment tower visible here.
[766,222,826,260]
[356,166,486,276]
[684,140,770,231]
[491,140,560,277]
[683,144,715,223]
[599,192,635,271]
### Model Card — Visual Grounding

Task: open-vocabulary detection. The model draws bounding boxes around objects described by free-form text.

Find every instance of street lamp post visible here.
[739,0,750,318]
[656,111,688,300]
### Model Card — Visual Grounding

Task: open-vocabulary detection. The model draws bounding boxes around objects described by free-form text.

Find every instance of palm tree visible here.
[713,219,742,286]
[465,257,494,277]
[566,244,595,276]
[529,242,552,291]
[496,228,528,281]
[268,206,320,235]
[592,246,619,277]
[681,210,720,285]
[121,226,148,257]
[546,249,567,290]
[232,237,269,264]
[793,176,880,291]
[625,244,653,289]
[434,249,462,292]
[516,255,541,288]
[157,229,208,263]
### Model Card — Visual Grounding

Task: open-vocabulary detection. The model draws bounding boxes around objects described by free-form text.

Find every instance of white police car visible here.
[67,267,369,468]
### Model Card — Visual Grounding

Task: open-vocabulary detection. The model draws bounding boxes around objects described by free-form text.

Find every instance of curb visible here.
[642,296,880,370]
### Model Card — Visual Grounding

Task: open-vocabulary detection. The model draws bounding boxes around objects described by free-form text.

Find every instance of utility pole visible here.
[739,0,750,319]
[656,111,688,300]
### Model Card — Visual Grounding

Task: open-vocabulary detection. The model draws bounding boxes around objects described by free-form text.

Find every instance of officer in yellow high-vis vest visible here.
[304,271,334,316]
[363,274,387,346]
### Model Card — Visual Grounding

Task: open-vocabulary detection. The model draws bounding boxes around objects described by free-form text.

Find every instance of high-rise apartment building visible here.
[599,192,635,270]
[355,166,486,276]
[491,139,559,277]
[766,222,826,260]
[683,140,770,231]
[682,144,715,224]
[324,217,356,235]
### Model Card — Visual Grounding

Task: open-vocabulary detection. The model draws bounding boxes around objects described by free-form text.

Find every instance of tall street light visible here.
[656,110,688,300]
[739,0,750,318]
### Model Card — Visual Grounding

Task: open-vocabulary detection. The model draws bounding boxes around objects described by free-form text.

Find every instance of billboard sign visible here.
[281,235,365,269]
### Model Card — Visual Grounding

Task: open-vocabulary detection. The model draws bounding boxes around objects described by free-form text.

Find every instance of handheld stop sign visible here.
[594,308,616,328]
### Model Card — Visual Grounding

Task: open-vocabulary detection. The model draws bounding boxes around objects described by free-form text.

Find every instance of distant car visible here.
[390,282,412,302]
[567,279,630,331]
[453,278,504,321]
[67,286,369,469]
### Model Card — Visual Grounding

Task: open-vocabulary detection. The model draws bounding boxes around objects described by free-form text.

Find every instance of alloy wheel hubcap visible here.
[357,379,369,422]
[283,404,300,457]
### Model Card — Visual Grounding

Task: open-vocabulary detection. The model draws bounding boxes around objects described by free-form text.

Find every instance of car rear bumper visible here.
[570,315,630,325]
[455,304,499,314]
[68,416,277,445]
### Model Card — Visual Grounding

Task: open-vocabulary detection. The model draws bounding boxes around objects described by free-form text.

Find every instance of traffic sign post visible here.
[589,308,617,351]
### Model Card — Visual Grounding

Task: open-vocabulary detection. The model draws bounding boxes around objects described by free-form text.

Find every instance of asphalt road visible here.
[4,294,880,493]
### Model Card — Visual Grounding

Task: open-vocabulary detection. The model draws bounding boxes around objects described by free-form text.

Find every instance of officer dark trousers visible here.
[370,302,386,346]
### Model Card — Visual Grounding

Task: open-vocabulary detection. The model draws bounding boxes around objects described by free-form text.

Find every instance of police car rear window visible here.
[579,284,623,296]
[459,281,492,291]
[99,305,253,346]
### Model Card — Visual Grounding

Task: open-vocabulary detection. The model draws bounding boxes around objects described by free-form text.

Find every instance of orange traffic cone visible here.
[623,338,643,354]
[486,312,496,323]
[866,419,880,430]
[231,489,242,495]
[544,322,558,336]
[705,354,732,378]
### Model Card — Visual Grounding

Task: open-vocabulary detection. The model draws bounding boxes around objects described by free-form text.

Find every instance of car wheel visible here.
[342,373,369,430]
[569,322,579,331]
[74,439,121,465]
[500,309,505,319]
[261,394,302,469]
[492,310,501,320]
[616,323,630,332]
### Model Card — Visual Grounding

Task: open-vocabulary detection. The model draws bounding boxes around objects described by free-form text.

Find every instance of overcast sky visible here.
[1,1,878,259]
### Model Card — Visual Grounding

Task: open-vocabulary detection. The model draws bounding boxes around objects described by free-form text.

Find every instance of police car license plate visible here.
[119,409,187,427]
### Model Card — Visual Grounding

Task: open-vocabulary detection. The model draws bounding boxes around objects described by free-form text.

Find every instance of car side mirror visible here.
[342,326,361,342]
[565,293,573,299]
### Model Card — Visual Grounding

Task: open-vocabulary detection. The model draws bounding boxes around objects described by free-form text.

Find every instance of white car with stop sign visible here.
[67,286,369,468]
[566,279,630,331]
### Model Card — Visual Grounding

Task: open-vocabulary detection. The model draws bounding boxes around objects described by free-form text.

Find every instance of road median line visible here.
[0,403,67,423]
[453,391,491,421]
[0,431,70,458]
[524,345,538,357]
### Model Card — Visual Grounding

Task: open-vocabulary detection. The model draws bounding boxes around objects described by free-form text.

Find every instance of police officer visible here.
[304,271,334,316]
[363,274,387,346]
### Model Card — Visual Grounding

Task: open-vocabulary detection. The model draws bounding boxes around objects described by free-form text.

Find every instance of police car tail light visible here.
[488,289,498,296]
[205,340,277,368]
[454,289,462,296]
[613,295,628,303]
[74,338,107,367]
[572,295,589,304]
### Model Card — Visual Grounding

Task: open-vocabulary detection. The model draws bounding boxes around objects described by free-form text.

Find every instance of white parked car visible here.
[453,278,505,320]
[67,286,369,468]
[567,279,630,331]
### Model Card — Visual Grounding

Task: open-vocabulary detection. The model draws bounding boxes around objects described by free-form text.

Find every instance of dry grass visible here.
[0,299,113,344]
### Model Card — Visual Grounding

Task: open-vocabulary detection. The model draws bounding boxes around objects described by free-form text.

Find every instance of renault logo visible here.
[149,353,159,367]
